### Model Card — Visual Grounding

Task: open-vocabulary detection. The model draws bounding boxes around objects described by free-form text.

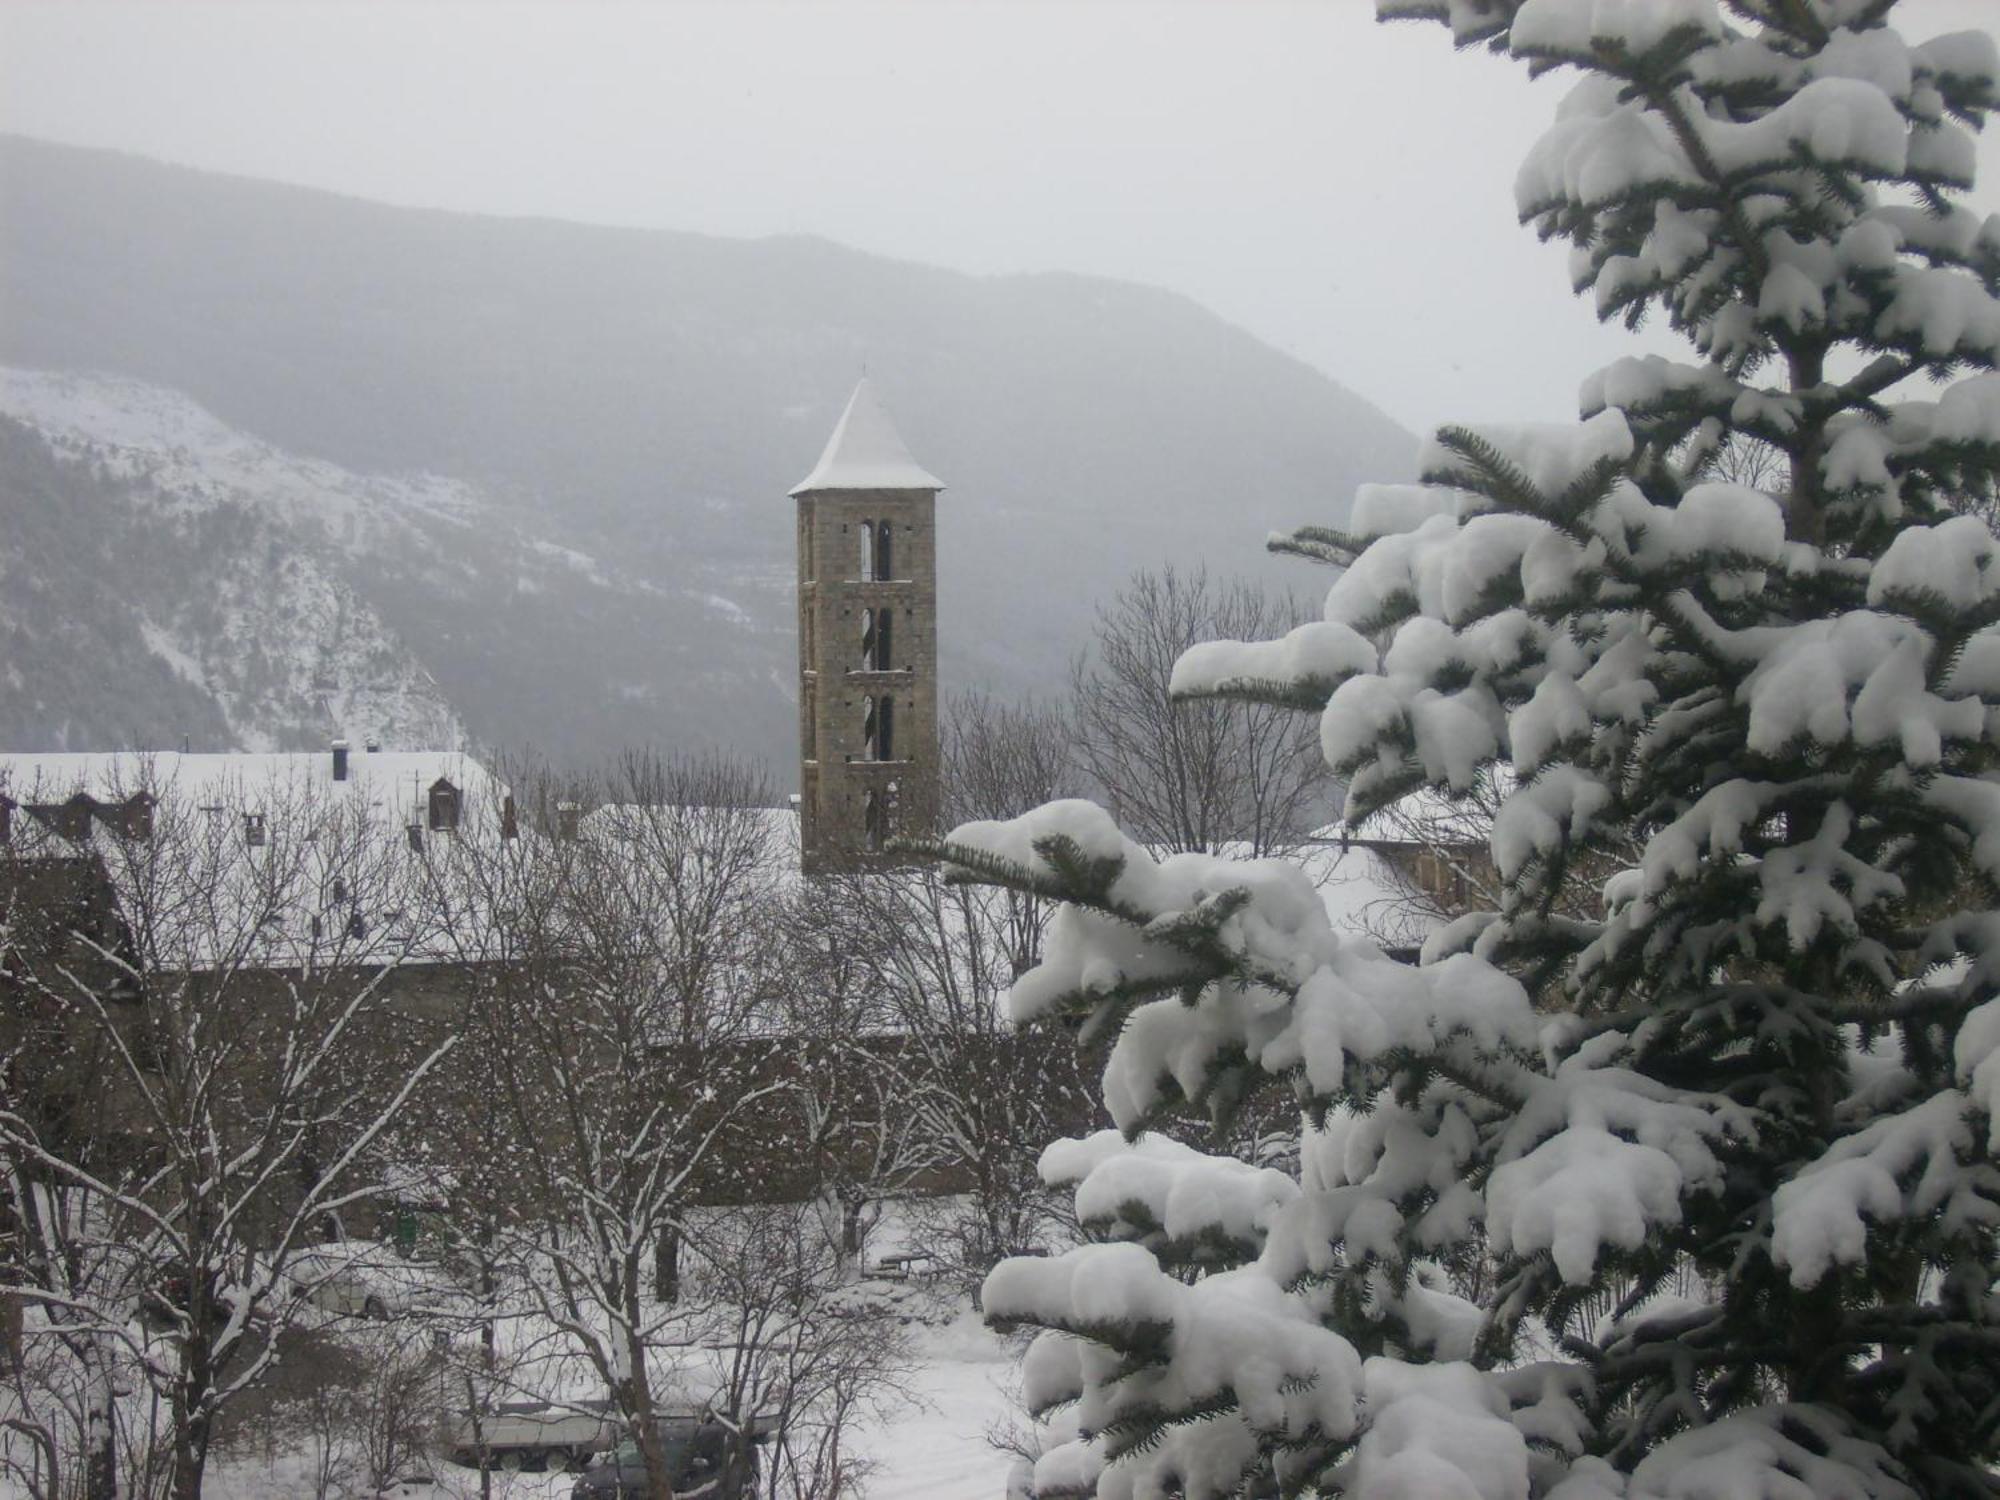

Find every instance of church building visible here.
[791,380,942,873]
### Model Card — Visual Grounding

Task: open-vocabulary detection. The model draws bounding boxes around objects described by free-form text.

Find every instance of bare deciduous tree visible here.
[941,691,1076,827]
[691,1205,910,1500]
[421,750,792,1500]
[0,768,455,1500]
[1070,567,1328,856]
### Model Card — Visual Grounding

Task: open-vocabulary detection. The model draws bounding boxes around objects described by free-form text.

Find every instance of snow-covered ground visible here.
[1,1296,1021,1500]
[199,1310,1016,1500]
[853,1310,1020,1500]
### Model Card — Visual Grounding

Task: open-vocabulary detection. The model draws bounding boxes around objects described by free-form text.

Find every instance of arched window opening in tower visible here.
[871,609,893,671]
[862,694,897,761]
[859,520,876,582]
[863,789,884,852]
[875,520,894,581]
[859,607,875,671]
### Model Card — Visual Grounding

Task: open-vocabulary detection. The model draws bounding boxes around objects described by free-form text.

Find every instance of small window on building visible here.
[427,778,460,833]
[875,521,893,581]
[859,520,876,581]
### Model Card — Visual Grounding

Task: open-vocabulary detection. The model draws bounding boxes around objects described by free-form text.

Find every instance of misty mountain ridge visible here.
[0,133,1416,763]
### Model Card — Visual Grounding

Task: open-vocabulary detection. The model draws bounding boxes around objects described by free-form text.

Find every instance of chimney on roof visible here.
[501,794,519,841]
[366,738,382,754]
[556,802,580,841]
[332,740,350,782]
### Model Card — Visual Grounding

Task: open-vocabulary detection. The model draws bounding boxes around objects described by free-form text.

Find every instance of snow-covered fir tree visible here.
[928,2,2000,1495]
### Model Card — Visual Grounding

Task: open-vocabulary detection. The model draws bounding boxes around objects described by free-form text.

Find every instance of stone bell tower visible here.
[792,379,942,874]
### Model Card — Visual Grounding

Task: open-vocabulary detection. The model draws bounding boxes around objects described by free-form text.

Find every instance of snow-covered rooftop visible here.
[0,748,510,971]
[1314,773,1511,848]
[0,748,498,830]
[788,378,944,496]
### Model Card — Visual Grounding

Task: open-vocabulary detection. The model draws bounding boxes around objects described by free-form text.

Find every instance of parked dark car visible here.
[570,1416,766,1499]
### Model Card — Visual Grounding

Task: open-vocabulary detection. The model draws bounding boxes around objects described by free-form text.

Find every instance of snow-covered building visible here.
[1298,837,1453,961]
[0,744,510,964]
[0,745,503,846]
[0,743,522,1247]
[1300,782,1500,959]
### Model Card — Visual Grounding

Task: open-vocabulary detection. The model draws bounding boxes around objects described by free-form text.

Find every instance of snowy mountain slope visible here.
[0,134,1418,765]
[0,368,782,756]
[0,365,488,545]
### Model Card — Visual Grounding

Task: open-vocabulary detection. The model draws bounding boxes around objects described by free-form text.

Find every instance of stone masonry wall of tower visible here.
[796,489,940,873]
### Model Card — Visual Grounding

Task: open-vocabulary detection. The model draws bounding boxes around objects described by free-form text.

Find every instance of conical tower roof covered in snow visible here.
[788,378,944,496]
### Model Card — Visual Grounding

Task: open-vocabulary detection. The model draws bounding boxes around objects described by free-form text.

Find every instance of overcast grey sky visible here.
[3,1,1995,434]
